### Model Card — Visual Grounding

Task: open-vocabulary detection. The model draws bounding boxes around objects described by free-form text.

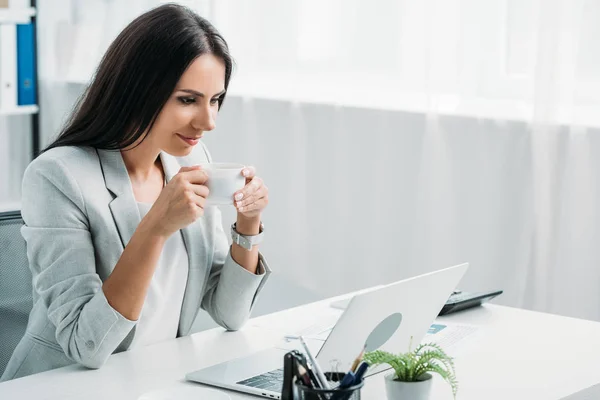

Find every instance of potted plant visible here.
[363,341,458,400]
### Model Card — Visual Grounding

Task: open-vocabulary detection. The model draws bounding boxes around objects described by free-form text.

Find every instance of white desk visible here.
[1,293,600,400]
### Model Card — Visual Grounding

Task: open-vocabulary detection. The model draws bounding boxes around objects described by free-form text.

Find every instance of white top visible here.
[129,202,189,349]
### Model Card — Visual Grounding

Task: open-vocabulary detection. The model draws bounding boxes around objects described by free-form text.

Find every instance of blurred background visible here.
[2,0,600,331]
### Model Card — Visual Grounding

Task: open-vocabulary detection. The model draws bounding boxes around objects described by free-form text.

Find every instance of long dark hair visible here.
[45,4,233,152]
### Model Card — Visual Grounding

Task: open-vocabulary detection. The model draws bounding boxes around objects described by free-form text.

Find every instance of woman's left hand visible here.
[234,166,269,218]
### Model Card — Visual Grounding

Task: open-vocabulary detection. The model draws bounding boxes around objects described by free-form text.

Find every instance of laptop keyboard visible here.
[237,368,284,393]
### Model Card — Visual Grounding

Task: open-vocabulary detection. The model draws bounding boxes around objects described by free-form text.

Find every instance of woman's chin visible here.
[162,144,195,158]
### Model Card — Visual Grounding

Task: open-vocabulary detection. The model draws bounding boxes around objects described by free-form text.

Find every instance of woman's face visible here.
[149,53,226,157]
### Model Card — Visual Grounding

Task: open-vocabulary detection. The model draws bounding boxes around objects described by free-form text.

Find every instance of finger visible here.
[184,190,206,219]
[180,169,208,185]
[188,190,206,210]
[193,194,206,210]
[236,185,267,208]
[237,187,268,212]
[234,177,262,202]
[238,197,268,214]
[179,165,201,173]
[241,166,256,179]
[190,183,209,199]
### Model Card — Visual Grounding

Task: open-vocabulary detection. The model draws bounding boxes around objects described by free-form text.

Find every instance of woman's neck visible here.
[120,138,162,183]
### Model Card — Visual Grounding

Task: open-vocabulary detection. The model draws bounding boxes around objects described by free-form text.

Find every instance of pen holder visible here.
[294,372,363,400]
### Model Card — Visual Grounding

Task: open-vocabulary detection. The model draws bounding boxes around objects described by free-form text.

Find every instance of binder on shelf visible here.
[16,22,36,105]
[0,23,18,110]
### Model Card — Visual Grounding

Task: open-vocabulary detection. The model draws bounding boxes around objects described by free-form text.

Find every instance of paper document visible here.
[423,323,479,349]
[304,323,336,341]
[306,322,481,346]
[297,317,338,338]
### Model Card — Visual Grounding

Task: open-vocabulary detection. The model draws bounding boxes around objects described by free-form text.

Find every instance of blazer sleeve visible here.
[20,156,136,369]
[196,142,271,331]
[200,207,271,331]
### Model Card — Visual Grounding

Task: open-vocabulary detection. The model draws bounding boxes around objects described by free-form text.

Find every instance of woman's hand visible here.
[146,165,209,237]
[233,166,269,219]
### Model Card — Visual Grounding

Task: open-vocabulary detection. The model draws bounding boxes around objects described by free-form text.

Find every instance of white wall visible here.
[0,117,31,208]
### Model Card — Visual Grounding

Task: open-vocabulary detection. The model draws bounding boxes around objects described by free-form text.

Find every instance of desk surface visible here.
[1,293,600,400]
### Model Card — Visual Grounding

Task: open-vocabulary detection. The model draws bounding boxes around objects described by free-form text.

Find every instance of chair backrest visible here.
[0,211,33,377]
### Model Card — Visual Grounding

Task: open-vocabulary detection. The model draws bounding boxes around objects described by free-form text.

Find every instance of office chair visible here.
[0,211,33,377]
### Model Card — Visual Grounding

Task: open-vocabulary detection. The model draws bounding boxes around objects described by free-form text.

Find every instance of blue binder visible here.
[16,23,37,106]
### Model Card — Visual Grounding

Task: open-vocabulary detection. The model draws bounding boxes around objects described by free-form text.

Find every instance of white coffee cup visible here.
[200,163,246,205]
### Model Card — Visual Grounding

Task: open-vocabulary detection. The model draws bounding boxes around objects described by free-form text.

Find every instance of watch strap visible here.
[231,222,264,250]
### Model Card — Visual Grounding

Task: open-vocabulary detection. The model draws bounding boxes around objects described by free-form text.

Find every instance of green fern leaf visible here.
[364,343,458,398]
[426,364,459,398]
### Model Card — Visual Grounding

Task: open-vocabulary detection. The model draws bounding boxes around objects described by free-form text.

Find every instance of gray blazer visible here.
[1,144,270,381]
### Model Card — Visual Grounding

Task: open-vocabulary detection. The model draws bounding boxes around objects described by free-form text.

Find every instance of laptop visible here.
[185,263,469,399]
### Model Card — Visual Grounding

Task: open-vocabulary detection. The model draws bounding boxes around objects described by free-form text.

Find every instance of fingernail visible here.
[235,193,243,201]
[238,206,244,212]
[236,201,242,208]
[242,169,249,177]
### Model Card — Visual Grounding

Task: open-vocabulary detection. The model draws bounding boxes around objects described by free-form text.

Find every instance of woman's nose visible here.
[191,105,216,132]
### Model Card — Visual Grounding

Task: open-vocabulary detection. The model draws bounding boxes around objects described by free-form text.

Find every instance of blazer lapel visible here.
[97,149,140,248]
[160,152,210,336]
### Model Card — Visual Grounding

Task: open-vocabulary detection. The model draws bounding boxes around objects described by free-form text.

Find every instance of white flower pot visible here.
[384,372,433,400]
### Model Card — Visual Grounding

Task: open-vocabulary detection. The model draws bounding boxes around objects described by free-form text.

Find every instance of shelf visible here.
[0,7,36,24]
[0,104,39,116]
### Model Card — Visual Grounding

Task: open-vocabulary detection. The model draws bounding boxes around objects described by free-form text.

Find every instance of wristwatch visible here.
[231,222,265,250]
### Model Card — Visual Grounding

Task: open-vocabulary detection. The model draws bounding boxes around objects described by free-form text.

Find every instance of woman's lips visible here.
[177,133,200,146]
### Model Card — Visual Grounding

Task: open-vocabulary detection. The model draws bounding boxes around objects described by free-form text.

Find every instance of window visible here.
[54,0,600,125]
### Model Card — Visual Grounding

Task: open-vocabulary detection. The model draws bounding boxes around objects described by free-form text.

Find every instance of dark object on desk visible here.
[438,289,503,316]
[282,350,364,400]
[282,350,304,400]
[295,372,364,400]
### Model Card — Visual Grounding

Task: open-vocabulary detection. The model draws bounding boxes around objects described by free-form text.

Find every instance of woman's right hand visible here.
[146,165,209,237]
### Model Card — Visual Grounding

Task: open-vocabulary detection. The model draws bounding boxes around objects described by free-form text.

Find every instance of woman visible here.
[1,4,270,381]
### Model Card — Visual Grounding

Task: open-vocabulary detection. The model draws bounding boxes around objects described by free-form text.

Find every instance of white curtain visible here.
[27,0,600,322]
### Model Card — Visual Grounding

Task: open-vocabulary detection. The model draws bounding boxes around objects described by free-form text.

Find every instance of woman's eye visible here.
[210,97,220,106]
[178,97,196,105]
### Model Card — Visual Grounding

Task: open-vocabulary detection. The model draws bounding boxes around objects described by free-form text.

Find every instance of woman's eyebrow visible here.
[179,89,226,98]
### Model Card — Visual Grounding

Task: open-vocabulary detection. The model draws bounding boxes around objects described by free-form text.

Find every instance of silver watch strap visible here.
[231,222,264,250]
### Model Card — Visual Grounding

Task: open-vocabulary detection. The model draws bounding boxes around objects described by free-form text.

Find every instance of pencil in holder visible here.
[294,372,363,400]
